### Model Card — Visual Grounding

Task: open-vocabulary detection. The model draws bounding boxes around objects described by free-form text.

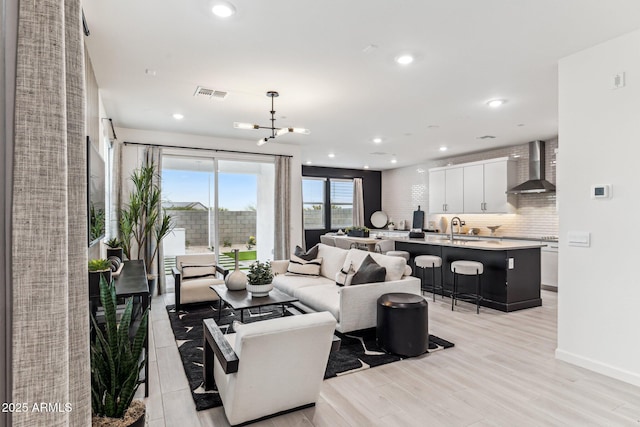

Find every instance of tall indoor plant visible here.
[91,275,148,426]
[119,162,173,284]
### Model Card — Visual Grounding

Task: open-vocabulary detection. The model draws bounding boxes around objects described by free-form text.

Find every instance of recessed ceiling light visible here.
[364,165,370,169]
[486,99,506,108]
[172,113,184,120]
[373,137,382,144]
[439,146,448,152]
[145,68,157,76]
[306,161,312,165]
[391,158,398,164]
[211,2,236,18]
[395,54,414,65]
[328,153,335,158]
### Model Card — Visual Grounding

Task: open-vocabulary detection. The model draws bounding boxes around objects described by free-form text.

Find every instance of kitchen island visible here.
[393,237,544,312]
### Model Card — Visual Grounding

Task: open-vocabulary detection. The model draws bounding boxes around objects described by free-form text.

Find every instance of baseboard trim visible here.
[555,348,640,387]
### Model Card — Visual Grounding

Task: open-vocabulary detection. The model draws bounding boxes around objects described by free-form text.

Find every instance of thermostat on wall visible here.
[591,184,611,199]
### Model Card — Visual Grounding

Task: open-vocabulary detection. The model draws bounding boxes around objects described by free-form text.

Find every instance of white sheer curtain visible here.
[274,156,291,259]
[353,177,365,227]
[10,0,91,425]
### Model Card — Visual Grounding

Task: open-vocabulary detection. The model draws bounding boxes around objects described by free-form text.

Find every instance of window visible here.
[302,178,325,229]
[330,179,353,229]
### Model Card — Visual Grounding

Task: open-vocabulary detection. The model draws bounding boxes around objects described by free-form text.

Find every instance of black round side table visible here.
[376,293,429,357]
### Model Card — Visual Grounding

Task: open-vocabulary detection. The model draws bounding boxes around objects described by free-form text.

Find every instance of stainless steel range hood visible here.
[507,140,556,194]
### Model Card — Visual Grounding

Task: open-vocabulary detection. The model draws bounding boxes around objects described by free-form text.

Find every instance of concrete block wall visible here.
[166,209,257,247]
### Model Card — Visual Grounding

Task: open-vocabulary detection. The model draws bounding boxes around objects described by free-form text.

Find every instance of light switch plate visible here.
[568,231,590,247]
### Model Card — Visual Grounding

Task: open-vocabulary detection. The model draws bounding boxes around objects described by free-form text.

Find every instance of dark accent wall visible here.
[302,166,381,249]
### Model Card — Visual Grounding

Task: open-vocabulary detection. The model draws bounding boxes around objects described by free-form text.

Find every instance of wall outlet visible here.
[508,258,514,269]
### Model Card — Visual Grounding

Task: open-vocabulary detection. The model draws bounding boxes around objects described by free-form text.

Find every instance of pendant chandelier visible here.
[233,91,310,146]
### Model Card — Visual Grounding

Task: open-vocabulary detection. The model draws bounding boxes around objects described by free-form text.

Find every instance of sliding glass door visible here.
[161,153,275,272]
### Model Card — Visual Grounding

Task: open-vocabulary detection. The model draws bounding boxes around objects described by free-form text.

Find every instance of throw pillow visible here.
[351,254,386,285]
[181,264,217,279]
[335,262,356,287]
[293,244,319,261]
[286,254,322,277]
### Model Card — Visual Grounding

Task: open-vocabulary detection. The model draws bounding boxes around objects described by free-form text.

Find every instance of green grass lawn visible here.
[222,250,257,261]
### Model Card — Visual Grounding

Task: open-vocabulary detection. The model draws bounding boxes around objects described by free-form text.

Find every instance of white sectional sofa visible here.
[271,243,421,333]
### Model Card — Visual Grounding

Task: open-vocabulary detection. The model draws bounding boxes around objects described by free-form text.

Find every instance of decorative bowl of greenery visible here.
[104,237,124,261]
[345,226,370,237]
[246,260,274,297]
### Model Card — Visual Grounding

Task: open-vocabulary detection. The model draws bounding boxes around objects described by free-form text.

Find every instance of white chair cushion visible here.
[176,253,217,271]
[415,255,442,268]
[182,264,216,279]
[342,249,407,282]
[386,250,410,261]
[451,260,484,275]
[316,243,349,279]
[374,240,394,253]
[180,277,223,303]
[272,274,335,296]
[294,285,341,321]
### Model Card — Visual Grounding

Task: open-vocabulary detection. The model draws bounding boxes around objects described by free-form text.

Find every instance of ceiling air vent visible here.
[369,152,389,155]
[476,135,496,140]
[193,86,228,100]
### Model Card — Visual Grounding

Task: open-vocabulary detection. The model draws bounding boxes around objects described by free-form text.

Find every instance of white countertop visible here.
[393,236,545,251]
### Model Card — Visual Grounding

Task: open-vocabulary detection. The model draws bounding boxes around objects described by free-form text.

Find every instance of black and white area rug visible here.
[166,303,454,411]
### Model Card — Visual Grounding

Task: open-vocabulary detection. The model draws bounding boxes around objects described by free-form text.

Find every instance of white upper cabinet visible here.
[430,158,516,214]
[428,167,463,213]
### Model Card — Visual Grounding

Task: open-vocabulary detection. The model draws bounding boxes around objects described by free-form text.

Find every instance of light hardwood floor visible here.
[140,287,640,427]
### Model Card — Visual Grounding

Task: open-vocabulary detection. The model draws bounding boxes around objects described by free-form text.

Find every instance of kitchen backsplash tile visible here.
[381,139,558,238]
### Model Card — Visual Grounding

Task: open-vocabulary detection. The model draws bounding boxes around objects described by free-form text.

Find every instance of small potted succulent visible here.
[88,259,112,298]
[345,226,370,238]
[246,261,274,297]
[104,237,124,261]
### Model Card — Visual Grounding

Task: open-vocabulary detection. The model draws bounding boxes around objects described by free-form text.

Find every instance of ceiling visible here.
[82,0,640,170]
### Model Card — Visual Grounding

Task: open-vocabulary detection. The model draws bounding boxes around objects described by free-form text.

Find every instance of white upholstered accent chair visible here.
[210,311,337,426]
[334,237,357,250]
[374,239,395,254]
[172,254,228,310]
[319,235,336,246]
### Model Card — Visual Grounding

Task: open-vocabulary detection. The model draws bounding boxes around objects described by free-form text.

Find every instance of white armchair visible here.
[172,254,228,310]
[209,311,337,426]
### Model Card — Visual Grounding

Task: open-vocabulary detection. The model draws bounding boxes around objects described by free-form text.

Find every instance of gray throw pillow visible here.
[294,244,319,261]
[351,254,386,285]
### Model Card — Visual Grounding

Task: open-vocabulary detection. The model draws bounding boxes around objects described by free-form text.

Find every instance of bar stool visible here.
[414,255,443,301]
[450,260,483,314]
[386,251,410,261]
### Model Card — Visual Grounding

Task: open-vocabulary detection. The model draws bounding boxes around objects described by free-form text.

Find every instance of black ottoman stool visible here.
[376,293,428,357]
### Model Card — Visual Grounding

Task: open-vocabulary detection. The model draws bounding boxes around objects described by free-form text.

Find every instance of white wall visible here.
[115,127,303,253]
[557,29,640,386]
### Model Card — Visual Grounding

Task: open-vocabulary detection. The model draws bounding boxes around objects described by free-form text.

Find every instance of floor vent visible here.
[194,86,228,100]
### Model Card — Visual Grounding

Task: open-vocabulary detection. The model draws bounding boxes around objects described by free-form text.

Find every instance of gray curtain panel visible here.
[274,156,291,260]
[353,177,365,227]
[11,0,90,425]
[145,146,165,294]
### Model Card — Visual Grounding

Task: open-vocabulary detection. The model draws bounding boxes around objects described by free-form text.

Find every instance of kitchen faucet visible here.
[450,216,465,241]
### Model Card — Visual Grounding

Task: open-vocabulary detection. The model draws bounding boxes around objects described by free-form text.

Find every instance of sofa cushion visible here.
[286,255,322,277]
[351,254,386,285]
[294,285,341,321]
[293,244,319,261]
[272,274,335,297]
[342,250,407,282]
[182,264,217,279]
[316,243,349,279]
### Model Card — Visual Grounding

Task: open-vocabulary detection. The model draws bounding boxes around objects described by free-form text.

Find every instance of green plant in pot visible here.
[246,260,274,297]
[104,237,124,262]
[91,275,148,426]
[89,259,112,299]
[345,226,370,237]
[119,162,174,294]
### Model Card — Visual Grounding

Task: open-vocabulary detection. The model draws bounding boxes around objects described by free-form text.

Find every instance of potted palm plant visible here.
[91,275,148,426]
[246,261,274,297]
[119,162,173,294]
